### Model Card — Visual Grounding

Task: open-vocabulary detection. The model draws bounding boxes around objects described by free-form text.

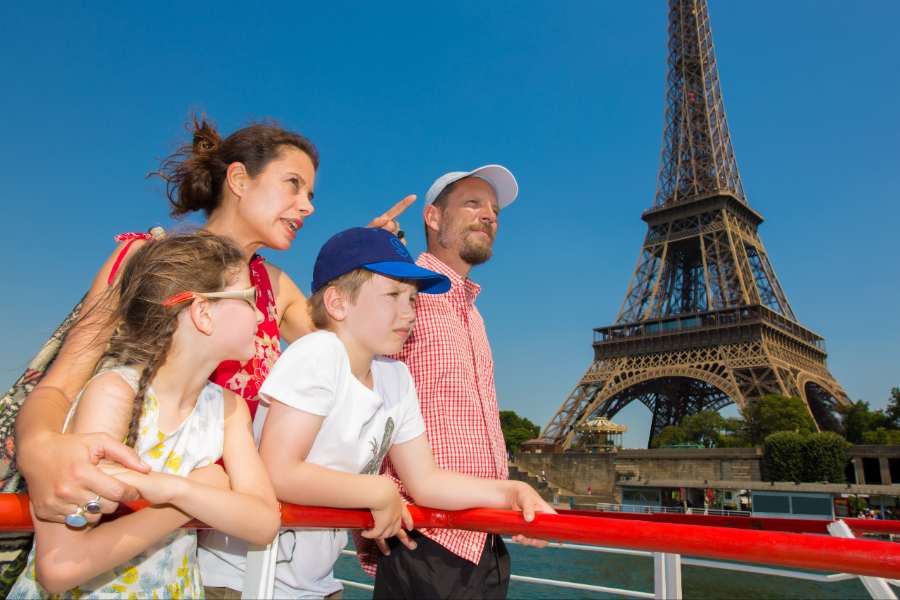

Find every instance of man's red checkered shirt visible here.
[357,252,509,574]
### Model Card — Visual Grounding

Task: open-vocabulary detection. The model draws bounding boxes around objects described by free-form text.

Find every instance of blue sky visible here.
[1,1,898,447]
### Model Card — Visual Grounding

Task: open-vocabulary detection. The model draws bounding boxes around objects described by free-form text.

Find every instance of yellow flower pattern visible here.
[8,366,225,599]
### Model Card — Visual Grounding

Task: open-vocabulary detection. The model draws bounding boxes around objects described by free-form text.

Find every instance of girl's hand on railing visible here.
[99,465,183,506]
[507,481,557,548]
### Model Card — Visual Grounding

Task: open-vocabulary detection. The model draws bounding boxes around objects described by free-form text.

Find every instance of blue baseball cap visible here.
[311,228,451,295]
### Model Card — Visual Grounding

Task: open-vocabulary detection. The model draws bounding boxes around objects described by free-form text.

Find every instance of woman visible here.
[12,116,412,528]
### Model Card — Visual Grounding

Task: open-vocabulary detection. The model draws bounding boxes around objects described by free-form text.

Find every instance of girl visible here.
[11,116,412,527]
[9,233,281,598]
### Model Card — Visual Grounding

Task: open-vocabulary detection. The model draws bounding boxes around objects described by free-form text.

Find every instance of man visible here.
[361,165,537,599]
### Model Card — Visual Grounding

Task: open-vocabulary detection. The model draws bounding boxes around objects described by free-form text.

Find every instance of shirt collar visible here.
[418,252,481,303]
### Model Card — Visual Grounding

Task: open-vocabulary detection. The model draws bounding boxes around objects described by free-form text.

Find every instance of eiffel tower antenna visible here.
[542,0,849,449]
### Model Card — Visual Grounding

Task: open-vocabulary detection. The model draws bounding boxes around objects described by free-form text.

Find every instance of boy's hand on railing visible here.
[373,508,419,556]
[18,431,149,524]
[507,481,557,548]
[361,477,415,546]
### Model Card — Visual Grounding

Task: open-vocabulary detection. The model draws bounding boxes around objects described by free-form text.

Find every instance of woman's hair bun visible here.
[151,112,319,218]
[192,116,222,156]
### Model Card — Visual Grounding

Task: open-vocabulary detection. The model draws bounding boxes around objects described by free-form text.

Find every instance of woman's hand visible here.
[17,430,150,524]
[367,195,417,237]
[507,481,556,548]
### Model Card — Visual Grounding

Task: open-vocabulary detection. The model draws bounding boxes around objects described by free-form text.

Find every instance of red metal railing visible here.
[561,508,900,536]
[2,494,899,579]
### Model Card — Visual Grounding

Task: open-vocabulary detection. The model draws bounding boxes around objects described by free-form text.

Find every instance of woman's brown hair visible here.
[152,115,320,217]
[98,232,245,446]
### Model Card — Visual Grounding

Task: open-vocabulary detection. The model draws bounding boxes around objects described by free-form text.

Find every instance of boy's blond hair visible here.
[307,268,375,330]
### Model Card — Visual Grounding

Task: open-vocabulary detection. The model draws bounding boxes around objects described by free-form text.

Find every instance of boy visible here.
[256,227,551,598]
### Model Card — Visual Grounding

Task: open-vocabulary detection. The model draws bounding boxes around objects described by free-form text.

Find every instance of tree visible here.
[499,410,541,454]
[763,431,850,483]
[717,417,751,447]
[886,388,900,429]
[680,411,727,448]
[862,427,900,445]
[653,424,689,448]
[652,411,750,448]
[837,400,890,444]
[742,395,816,445]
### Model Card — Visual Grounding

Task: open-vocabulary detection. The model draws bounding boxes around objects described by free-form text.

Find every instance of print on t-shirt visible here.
[362,417,394,475]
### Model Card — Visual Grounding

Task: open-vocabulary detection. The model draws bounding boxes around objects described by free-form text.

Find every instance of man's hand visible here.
[18,431,150,524]
[367,194,417,236]
[507,481,557,548]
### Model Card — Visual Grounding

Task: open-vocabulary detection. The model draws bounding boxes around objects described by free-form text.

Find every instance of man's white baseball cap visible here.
[424,164,519,209]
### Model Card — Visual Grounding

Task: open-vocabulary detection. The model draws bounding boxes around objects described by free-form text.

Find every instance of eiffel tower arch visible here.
[543,0,849,449]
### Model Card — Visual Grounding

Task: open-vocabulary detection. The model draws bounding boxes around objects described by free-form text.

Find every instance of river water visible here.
[335,540,871,598]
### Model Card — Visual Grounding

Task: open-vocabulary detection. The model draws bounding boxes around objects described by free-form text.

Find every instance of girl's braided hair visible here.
[99,232,245,446]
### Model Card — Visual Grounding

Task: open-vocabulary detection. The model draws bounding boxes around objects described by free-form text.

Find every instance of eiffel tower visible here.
[543,0,849,449]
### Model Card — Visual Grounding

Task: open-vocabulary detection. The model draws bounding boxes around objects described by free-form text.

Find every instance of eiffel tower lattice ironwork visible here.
[542,0,849,449]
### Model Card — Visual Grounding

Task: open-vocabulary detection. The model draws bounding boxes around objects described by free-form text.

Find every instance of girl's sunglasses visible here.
[162,286,258,309]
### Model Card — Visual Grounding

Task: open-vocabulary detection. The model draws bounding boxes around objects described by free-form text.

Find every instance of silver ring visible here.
[83,494,102,515]
[64,507,88,528]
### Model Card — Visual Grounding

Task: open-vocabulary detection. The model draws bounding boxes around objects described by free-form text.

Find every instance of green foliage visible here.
[762,431,806,481]
[803,432,851,482]
[742,395,816,445]
[862,427,900,445]
[885,388,900,429]
[763,431,850,482]
[681,411,728,448]
[653,425,688,448]
[499,410,541,454]
[653,411,751,448]
[837,400,890,444]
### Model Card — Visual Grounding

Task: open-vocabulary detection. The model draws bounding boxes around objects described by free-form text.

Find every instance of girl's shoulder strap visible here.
[107,227,166,285]
[93,364,141,393]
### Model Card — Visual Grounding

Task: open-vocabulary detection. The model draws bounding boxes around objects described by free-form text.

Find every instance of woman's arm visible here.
[258,400,407,539]
[17,240,150,523]
[35,463,230,594]
[29,372,222,593]
[388,435,554,518]
[267,264,314,344]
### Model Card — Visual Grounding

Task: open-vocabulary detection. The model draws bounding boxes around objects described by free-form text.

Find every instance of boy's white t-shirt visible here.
[199,330,426,598]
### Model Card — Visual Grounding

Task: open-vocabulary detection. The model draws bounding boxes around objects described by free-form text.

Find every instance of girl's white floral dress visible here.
[9,366,225,599]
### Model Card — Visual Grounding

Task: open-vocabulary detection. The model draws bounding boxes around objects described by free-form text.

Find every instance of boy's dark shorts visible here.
[373,530,510,599]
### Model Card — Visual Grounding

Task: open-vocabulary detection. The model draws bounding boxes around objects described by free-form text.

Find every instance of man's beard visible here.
[458,226,494,266]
